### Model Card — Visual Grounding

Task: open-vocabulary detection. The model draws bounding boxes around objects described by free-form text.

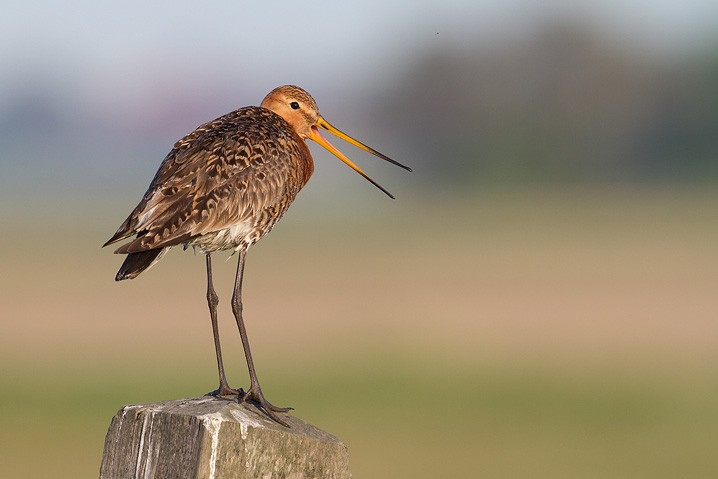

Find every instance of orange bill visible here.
[309,116,412,199]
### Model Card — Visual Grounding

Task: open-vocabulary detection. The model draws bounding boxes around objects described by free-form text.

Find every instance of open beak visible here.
[308,116,411,199]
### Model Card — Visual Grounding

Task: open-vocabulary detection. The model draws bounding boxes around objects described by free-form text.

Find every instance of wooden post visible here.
[99,397,351,479]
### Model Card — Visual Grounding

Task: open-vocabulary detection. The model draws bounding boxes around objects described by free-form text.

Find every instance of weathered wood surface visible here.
[99,397,351,479]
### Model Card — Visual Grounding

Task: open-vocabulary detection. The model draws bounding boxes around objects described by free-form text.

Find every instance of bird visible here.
[103,85,411,426]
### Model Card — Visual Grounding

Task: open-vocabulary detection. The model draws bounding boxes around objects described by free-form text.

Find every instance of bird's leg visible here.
[231,250,292,426]
[205,253,241,398]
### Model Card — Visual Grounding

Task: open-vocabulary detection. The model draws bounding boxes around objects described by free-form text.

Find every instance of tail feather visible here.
[115,248,166,281]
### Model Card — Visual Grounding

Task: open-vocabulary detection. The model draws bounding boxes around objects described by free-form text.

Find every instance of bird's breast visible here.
[296,137,314,186]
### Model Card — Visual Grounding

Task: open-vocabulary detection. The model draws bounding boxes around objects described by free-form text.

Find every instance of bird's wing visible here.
[103,113,235,247]
[112,108,308,254]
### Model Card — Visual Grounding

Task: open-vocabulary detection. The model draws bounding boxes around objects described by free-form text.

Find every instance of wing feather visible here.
[111,107,311,255]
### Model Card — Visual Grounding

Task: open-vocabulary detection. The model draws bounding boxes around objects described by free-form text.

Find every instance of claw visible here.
[206,385,243,398]
[241,386,292,427]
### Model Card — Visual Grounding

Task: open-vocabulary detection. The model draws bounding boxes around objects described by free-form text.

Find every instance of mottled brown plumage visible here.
[105,97,314,275]
[103,85,410,426]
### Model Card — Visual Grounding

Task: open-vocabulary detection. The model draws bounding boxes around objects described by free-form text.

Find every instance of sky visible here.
[1,0,717,206]
[2,0,717,106]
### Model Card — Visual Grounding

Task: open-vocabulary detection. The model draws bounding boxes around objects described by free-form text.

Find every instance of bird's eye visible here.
[290,101,300,110]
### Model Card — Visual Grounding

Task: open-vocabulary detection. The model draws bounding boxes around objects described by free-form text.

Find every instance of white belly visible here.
[187,220,258,253]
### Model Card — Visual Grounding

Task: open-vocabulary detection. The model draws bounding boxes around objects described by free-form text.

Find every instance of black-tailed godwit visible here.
[103,85,410,425]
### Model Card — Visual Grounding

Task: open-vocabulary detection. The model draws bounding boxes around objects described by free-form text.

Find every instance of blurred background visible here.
[2,1,717,477]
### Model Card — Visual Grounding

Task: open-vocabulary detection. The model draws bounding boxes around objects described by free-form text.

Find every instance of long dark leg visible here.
[206,253,240,397]
[231,249,292,426]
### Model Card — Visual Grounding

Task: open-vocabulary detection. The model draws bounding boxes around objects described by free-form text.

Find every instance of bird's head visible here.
[261,85,411,198]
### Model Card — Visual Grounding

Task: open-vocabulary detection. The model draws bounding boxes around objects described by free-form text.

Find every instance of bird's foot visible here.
[206,384,243,398]
[241,385,293,427]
